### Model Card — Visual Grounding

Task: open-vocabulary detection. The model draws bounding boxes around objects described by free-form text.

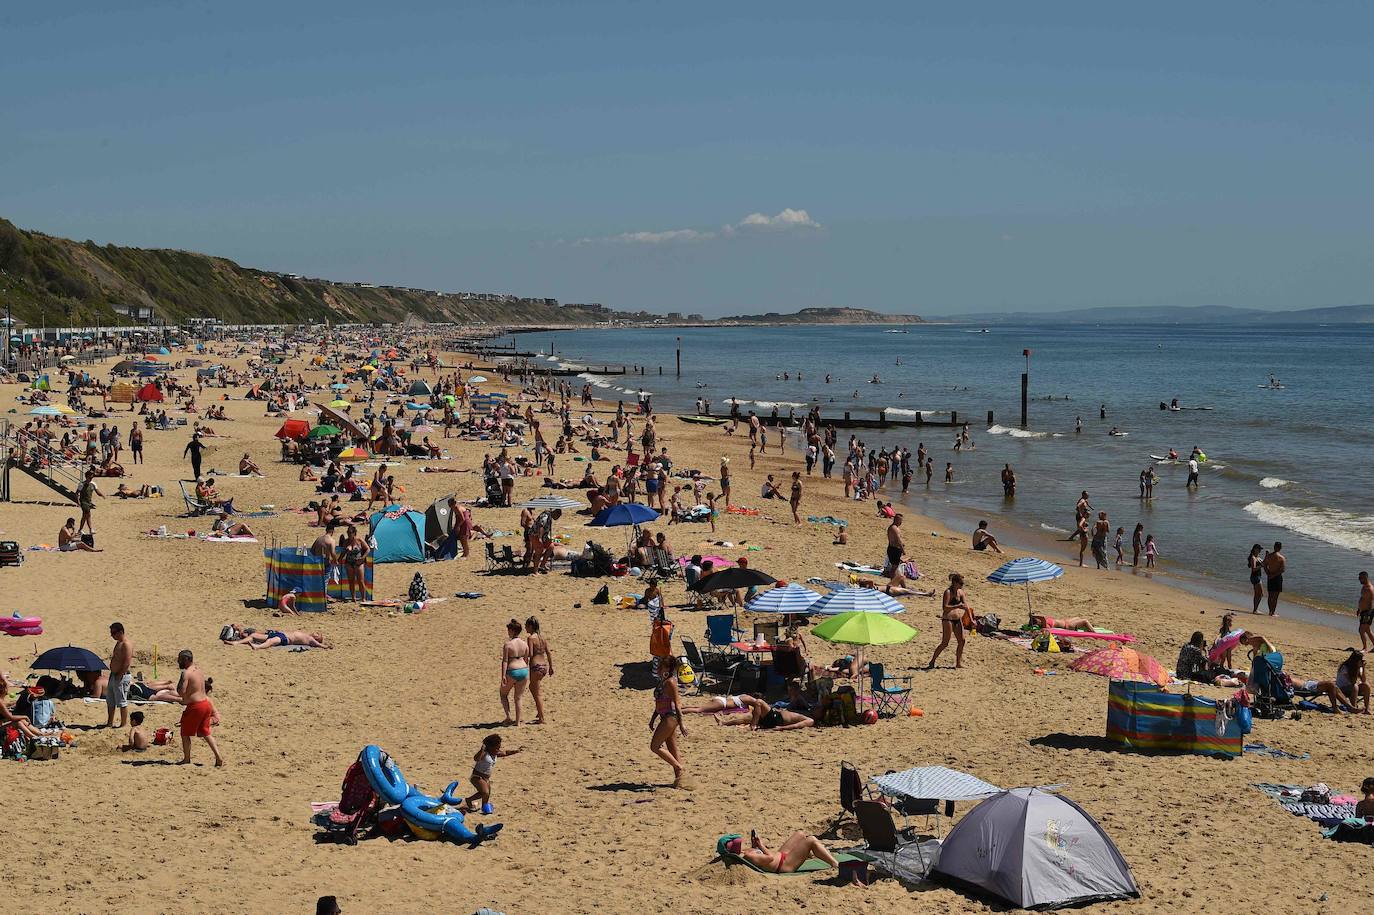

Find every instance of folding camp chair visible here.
[704,614,744,662]
[681,637,741,695]
[853,799,936,882]
[832,760,876,830]
[647,546,679,579]
[321,757,382,845]
[484,542,512,572]
[867,662,913,718]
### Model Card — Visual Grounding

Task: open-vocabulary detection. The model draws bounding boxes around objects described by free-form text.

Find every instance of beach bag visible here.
[591,585,609,605]
[407,572,429,602]
[677,658,695,686]
[650,620,674,659]
[29,698,55,728]
[2,723,27,759]
[975,613,1000,636]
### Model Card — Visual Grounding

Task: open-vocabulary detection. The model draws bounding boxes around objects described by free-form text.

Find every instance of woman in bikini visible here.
[339,524,367,601]
[927,573,970,669]
[680,693,763,715]
[1247,543,1264,614]
[648,654,687,788]
[728,830,838,873]
[1028,612,1095,632]
[500,619,530,726]
[524,616,554,724]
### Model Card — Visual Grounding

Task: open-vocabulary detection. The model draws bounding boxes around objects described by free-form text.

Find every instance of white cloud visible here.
[735,208,821,230]
[577,208,820,245]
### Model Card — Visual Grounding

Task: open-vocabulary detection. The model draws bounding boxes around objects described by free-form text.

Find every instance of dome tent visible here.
[368,505,426,563]
[933,788,1138,909]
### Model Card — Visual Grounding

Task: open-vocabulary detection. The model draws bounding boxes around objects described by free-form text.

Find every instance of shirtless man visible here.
[1357,571,1373,651]
[886,514,906,572]
[105,622,133,729]
[972,520,1002,553]
[311,524,339,600]
[1262,542,1286,616]
[176,649,224,767]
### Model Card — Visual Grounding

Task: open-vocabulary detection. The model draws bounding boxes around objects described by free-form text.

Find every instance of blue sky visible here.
[3,3,1372,316]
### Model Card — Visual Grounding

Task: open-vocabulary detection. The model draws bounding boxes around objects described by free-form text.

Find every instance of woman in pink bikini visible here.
[725,829,838,873]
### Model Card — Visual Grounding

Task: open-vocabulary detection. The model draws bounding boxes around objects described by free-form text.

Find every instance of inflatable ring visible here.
[399,793,502,846]
[359,744,411,806]
[3,626,43,636]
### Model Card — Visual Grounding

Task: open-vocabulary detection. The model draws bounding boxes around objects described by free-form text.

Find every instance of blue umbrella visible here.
[31,645,107,672]
[404,402,432,411]
[588,502,660,527]
[28,406,62,416]
[330,382,349,390]
[987,557,1064,617]
[745,582,822,615]
[807,585,905,616]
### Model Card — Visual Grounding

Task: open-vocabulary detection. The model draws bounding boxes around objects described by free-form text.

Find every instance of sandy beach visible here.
[2,341,1369,915]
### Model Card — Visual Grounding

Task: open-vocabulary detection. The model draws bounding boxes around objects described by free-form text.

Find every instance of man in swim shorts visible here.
[105,622,133,729]
[886,514,905,570]
[1358,571,1373,651]
[176,649,224,767]
[1262,542,1286,616]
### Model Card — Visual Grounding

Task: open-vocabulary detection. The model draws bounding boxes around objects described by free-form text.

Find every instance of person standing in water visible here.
[1247,544,1265,614]
[1262,542,1286,616]
[1131,523,1145,568]
[1357,571,1373,651]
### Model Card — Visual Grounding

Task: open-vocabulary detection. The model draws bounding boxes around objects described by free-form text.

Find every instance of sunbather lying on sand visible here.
[1029,613,1095,631]
[115,483,154,499]
[715,699,816,730]
[725,830,838,873]
[680,694,764,715]
[222,625,332,649]
[210,511,254,538]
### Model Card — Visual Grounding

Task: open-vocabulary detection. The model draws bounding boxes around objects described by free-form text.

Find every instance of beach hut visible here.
[934,788,1139,909]
[368,505,426,563]
[135,381,164,402]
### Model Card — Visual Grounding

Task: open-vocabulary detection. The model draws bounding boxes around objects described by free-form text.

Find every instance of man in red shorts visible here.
[176,649,224,767]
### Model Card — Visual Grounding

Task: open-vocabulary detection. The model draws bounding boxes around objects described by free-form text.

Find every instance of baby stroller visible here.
[482,474,504,506]
[318,754,382,844]
[1249,650,1293,719]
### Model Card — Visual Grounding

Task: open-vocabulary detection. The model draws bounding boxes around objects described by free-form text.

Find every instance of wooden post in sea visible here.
[676,336,681,378]
[1021,348,1031,427]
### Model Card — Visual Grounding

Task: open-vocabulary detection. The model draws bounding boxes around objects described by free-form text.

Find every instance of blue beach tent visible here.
[368,505,426,563]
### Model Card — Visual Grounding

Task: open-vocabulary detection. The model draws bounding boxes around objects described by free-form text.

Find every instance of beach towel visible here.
[1243,743,1310,761]
[715,835,861,875]
[837,562,885,576]
[202,535,259,543]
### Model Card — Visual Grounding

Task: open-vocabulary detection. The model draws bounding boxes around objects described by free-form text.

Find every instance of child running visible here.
[463,734,521,813]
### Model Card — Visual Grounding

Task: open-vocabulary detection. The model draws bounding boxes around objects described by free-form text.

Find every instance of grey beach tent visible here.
[933,788,1139,909]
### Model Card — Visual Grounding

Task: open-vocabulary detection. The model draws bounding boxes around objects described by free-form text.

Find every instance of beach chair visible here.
[867,662,913,718]
[853,799,937,883]
[681,637,740,695]
[646,546,678,579]
[705,614,744,661]
[770,647,804,691]
[178,480,215,516]
[831,760,875,831]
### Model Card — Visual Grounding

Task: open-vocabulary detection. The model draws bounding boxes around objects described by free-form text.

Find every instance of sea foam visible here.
[987,424,1051,439]
[1258,477,1294,489]
[1243,501,1374,555]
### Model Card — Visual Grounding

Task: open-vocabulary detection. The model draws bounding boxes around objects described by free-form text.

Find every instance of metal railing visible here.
[1,418,84,501]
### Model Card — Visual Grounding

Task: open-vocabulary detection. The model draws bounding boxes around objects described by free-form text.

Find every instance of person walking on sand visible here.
[789,471,802,524]
[1357,571,1373,650]
[500,619,530,725]
[524,616,554,724]
[176,649,224,767]
[649,654,687,788]
[183,431,207,481]
[927,573,970,669]
[886,513,906,572]
[719,457,732,508]
[1262,542,1285,616]
[1247,543,1265,613]
[77,469,103,535]
[105,622,132,730]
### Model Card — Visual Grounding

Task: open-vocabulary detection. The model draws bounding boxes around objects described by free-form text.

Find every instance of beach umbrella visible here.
[1209,628,1246,663]
[329,399,351,408]
[309,424,342,439]
[987,557,1064,618]
[28,406,62,416]
[807,585,905,616]
[31,645,107,672]
[520,495,583,511]
[588,502,660,527]
[330,382,349,390]
[744,582,822,615]
[337,447,370,463]
[811,611,917,646]
[468,375,489,383]
[158,346,171,355]
[1069,646,1168,687]
[690,566,776,593]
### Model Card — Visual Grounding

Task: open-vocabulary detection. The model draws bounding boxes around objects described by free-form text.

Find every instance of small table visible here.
[731,641,775,655]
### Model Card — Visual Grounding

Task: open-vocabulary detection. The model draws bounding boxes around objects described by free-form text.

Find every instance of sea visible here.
[508,322,1374,626]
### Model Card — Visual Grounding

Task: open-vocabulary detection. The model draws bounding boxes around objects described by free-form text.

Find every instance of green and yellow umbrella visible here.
[811,611,917,646]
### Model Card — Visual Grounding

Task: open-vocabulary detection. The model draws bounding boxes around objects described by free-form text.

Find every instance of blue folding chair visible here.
[867,662,913,717]
[704,614,744,663]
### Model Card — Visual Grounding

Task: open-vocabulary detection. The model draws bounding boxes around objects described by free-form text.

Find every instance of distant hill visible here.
[927,303,1374,324]
[721,307,923,324]
[0,218,649,328]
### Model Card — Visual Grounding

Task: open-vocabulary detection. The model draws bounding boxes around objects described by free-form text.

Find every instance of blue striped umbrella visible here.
[745,582,822,615]
[807,585,905,616]
[987,557,1064,618]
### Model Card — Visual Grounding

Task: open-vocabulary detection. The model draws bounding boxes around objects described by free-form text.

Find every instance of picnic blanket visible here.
[1251,784,1358,826]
